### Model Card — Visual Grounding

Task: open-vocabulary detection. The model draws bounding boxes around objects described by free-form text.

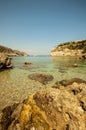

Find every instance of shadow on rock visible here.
[0,103,23,130]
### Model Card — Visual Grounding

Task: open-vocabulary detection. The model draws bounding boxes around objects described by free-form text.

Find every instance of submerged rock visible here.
[28,73,54,84]
[72,63,78,67]
[54,78,86,87]
[24,62,32,65]
[0,53,12,70]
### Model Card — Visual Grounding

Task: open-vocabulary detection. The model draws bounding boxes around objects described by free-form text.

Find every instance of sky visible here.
[0,0,86,55]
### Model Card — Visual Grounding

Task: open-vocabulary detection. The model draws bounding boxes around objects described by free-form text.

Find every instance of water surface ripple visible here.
[0,56,86,111]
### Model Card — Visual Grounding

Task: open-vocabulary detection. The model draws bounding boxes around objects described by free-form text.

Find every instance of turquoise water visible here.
[0,56,86,110]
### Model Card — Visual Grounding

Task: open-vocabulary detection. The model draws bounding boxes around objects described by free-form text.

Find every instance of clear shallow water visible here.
[0,56,86,111]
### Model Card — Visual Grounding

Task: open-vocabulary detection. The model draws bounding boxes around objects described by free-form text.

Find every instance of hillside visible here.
[0,45,28,56]
[50,40,86,56]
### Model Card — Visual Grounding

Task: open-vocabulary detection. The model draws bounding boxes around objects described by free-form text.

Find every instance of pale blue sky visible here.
[0,0,86,55]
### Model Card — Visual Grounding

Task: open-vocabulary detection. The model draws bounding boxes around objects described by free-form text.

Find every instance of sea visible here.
[0,55,86,111]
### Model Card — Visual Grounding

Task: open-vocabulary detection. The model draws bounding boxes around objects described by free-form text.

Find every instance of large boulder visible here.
[0,53,12,70]
[0,78,86,130]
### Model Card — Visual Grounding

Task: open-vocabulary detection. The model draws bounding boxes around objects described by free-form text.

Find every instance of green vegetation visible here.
[0,45,28,56]
[52,40,86,53]
[68,41,86,50]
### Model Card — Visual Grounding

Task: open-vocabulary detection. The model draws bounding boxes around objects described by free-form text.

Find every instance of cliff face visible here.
[50,40,86,56]
[0,45,28,56]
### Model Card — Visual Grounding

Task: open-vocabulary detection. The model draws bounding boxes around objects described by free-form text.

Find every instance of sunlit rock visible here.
[50,39,86,56]
[1,79,86,130]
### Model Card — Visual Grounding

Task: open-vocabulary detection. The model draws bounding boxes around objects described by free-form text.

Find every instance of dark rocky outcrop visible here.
[0,103,23,130]
[28,73,54,84]
[24,62,32,65]
[79,54,86,60]
[0,103,19,130]
[0,53,13,70]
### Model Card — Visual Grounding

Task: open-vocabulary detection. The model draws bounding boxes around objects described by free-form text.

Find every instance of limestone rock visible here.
[50,39,86,56]
[0,79,86,130]
[24,62,32,65]
[0,53,12,70]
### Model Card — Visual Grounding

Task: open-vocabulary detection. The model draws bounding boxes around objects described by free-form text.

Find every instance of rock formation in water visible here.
[0,53,12,70]
[0,45,28,56]
[0,78,86,130]
[24,62,32,65]
[50,39,86,57]
[28,73,54,85]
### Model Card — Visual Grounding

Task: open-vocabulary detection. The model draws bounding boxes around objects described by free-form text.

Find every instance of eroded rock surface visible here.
[0,78,86,130]
[0,53,12,70]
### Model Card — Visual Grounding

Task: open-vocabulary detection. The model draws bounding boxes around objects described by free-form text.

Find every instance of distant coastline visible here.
[0,45,28,56]
[50,39,86,58]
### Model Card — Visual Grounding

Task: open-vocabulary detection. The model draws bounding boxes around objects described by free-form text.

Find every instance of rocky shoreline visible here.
[0,45,28,56]
[0,42,86,129]
[0,78,86,130]
[0,53,12,70]
[50,40,86,59]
